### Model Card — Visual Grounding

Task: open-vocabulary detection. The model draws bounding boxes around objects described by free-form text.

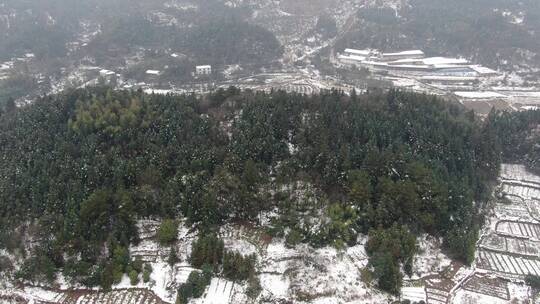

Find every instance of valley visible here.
[1,1,540,303]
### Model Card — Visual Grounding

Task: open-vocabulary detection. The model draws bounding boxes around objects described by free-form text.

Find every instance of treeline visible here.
[488,109,540,173]
[0,87,501,294]
[86,14,282,67]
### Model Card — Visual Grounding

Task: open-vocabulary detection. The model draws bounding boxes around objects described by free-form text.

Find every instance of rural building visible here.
[380,50,425,61]
[146,70,161,76]
[196,65,212,76]
[99,69,115,78]
[338,48,499,79]
[344,48,375,57]
[99,69,117,84]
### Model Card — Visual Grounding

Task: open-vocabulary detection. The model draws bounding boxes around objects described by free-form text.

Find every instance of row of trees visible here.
[366,225,417,294]
[488,109,540,173]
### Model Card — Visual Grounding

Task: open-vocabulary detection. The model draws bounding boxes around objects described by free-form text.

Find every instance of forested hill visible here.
[0,87,500,293]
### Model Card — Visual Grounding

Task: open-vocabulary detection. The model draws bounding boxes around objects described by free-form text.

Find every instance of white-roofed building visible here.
[469,65,499,76]
[99,69,116,77]
[99,69,117,85]
[146,70,161,76]
[454,91,508,99]
[344,48,374,57]
[422,57,469,66]
[196,65,212,76]
[338,47,498,80]
[338,54,367,66]
[381,50,425,61]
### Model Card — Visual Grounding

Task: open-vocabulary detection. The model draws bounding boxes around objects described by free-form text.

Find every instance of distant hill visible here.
[334,0,540,76]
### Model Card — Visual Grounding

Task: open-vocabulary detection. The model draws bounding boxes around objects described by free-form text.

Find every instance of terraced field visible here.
[496,220,540,239]
[462,274,509,301]
[75,289,165,304]
[408,164,537,303]
[477,248,540,277]
[448,164,539,302]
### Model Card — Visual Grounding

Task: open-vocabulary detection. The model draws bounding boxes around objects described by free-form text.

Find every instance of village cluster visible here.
[338,48,540,116]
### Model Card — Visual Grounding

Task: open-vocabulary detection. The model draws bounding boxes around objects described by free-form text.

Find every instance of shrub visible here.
[143,263,153,283]
[285,229,303,248]
[525,274,540,289]
[246,276,262,299]
[222,251,256,281]
[157,219,178,245]
[176,265,213,304]
[131,257,143,273]
[129,269,139,285]
[168,247,179,266]
[190,234,224,269]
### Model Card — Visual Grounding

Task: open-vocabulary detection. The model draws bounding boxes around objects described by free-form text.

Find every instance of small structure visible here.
[344,48,375,57]
[146,70,161,76]
[99,69,115,78]
[380,50,425,61]
[469,65,499,77]
[196,65,212,76]
[453,91,508,100]
[99,69,117,84]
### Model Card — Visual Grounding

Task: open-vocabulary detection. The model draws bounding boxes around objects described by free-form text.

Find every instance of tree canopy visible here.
[0,86,503,293]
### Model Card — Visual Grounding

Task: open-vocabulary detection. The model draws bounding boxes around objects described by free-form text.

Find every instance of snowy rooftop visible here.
[469,65,498,75]
[454,91,508,99]
[387,58,425,64]
[344,48,372,56]
[422,57,469,65]
[421,75,478,81]
[338,54,367,62]
[99,69,115,75]
[383,50,425,56]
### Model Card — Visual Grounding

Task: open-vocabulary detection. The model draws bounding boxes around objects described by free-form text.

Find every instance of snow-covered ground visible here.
[401,286,426,302]
[411,235,453,279]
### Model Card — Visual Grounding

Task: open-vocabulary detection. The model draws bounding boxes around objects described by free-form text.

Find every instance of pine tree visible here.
[168,247,179,266]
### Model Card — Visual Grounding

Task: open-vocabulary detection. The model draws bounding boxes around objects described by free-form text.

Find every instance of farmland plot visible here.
[501,164,540,185]
[401,287,426,303]
[462,274,509,300]
[502,183,540,200]
[494,196,532,220]
[421,262,465,304]
[191,278,236,304]
[496,220,540,239]
[481,234,540,256]
[76,289,165,304]
[478,248,540,277]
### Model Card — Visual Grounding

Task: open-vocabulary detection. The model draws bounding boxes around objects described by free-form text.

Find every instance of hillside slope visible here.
[0,87,501,302]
